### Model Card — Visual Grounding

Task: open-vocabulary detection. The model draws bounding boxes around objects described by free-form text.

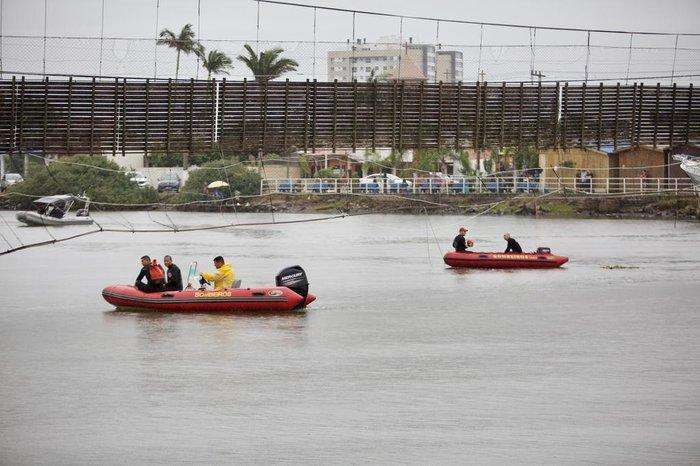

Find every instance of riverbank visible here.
[191,192,700,221]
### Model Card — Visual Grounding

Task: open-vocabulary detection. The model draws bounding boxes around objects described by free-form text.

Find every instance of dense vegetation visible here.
[171,158,261,203]
[2,155,158,210]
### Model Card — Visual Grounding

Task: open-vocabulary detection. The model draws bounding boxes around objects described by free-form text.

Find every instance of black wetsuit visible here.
[135,266,164,293]
[453,234,467,252]
[165,264,183,291]
[504,237,523,253]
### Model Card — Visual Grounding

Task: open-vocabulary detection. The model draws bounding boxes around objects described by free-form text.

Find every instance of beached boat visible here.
[16,194,93,226]
[102,265,315,312]
[444,248,569,269]
[674,154,700,186]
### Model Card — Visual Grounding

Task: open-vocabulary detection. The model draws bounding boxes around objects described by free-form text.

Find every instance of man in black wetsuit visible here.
[453,227,469,252]
[163,255,183,291]
[503,233,523,253]
[134,255,165,293]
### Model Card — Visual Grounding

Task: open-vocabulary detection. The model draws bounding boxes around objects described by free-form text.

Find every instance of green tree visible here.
[236,44,299,83]
[197,46,233,80]
[157,23,198,80]
[178,159,262,199]
[4,155,157,209]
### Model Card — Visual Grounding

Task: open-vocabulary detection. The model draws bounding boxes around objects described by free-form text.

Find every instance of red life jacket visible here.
[149,261,165,283]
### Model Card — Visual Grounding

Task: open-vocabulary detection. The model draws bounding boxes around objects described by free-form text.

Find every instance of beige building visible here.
[436,51,463,83]
[328,39,461,83]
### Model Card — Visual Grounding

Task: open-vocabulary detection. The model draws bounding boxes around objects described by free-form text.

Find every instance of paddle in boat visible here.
[103,265,316,312]
[444,247,569,269]
[16,194,93,227]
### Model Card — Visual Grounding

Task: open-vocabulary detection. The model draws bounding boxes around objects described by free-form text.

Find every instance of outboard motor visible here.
[275,265,309,308]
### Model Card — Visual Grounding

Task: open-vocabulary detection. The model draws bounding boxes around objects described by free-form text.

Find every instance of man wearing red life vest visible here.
[135,255,166,293]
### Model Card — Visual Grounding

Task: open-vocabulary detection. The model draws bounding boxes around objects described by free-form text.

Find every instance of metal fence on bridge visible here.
[260,176,698,196]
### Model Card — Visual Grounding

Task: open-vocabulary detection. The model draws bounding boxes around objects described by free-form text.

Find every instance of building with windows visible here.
[327,39,459,83]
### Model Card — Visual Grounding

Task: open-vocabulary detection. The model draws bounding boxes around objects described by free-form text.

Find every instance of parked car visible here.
[1,172,24,190]
[157,173,181,192]
[359,173,412,193]
[127,171,149,188]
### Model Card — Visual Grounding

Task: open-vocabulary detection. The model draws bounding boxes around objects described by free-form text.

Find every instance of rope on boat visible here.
[0,213,349,256]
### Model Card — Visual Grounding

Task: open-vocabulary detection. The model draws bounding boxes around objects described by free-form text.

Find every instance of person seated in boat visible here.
[134,255,166,293]
[45,204,65,219]
[503,233,523,253]
[163,255,183,291]
[452,227,471,253]
[199,256,235,291]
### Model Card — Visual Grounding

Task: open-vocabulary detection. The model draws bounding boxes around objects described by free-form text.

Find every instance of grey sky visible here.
[1,0,699,81]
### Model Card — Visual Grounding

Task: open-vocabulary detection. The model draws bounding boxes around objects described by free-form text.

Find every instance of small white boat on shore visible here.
[674,154,700,187]
[16,194,94,227]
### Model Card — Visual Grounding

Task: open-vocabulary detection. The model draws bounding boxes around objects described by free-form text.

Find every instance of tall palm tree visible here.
[197,47,233,80]
[236,44,298,83]
[157,23,198,80]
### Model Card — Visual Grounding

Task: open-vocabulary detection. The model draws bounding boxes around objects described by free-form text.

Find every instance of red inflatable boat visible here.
[102,265,316,312]
[444,248,568,269]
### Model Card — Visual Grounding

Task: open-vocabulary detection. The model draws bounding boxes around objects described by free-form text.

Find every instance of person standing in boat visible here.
[135,255,166,293]
[503,233,523,253]
[200,256,235,290]
[163,255,183,291]
[453,227,471,253]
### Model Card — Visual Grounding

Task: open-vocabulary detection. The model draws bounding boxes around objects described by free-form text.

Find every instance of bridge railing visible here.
[260,177,698,196]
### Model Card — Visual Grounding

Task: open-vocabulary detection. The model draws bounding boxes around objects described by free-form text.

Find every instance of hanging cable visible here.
[153,0,160,78]
[477,24,484,82]
[671,34,679,83]
[42,0,47,74]
[195,0,201,80]
[584,30,591,83]
[0,212,24,246]
[256,0,261,53]
[625,33,633,85]
[351,11,356,81]
[98,0,105,76]
[312,7,317,79]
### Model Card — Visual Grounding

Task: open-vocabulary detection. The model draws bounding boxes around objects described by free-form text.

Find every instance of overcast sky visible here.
[2,0,698,81]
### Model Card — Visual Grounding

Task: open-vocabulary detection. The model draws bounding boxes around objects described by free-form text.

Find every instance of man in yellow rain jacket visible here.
[200,255,235,290]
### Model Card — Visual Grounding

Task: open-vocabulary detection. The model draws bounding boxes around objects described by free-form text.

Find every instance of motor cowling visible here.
[275,265,309,307]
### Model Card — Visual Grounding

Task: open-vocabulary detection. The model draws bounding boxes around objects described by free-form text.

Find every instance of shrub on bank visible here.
[173,159,262,201]
[2,155,158,210]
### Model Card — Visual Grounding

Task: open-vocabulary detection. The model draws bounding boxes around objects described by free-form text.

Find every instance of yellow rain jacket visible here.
[201,263,235,290]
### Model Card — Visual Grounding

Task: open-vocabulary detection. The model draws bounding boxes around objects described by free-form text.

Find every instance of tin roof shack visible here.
[539,148,611,191]
[665,144,700,179]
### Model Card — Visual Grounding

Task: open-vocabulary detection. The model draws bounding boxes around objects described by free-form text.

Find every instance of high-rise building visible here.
[327,39,458,83]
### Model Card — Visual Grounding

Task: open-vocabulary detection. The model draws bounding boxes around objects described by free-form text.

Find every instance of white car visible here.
[359,173,412,187]
[2,173,24,187]
[127,171,149,188]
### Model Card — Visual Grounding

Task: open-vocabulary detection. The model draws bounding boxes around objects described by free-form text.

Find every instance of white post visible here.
[0,151,5,182]
[606,178,609,194]
[623,178,627,193]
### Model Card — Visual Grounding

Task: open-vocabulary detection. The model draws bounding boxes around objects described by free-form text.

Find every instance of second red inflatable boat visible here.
[444,248,568,269]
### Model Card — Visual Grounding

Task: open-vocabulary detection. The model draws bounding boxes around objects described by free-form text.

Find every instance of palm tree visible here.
[236,44,298,83]
[197,47,233,80]
[157,23,198,80]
